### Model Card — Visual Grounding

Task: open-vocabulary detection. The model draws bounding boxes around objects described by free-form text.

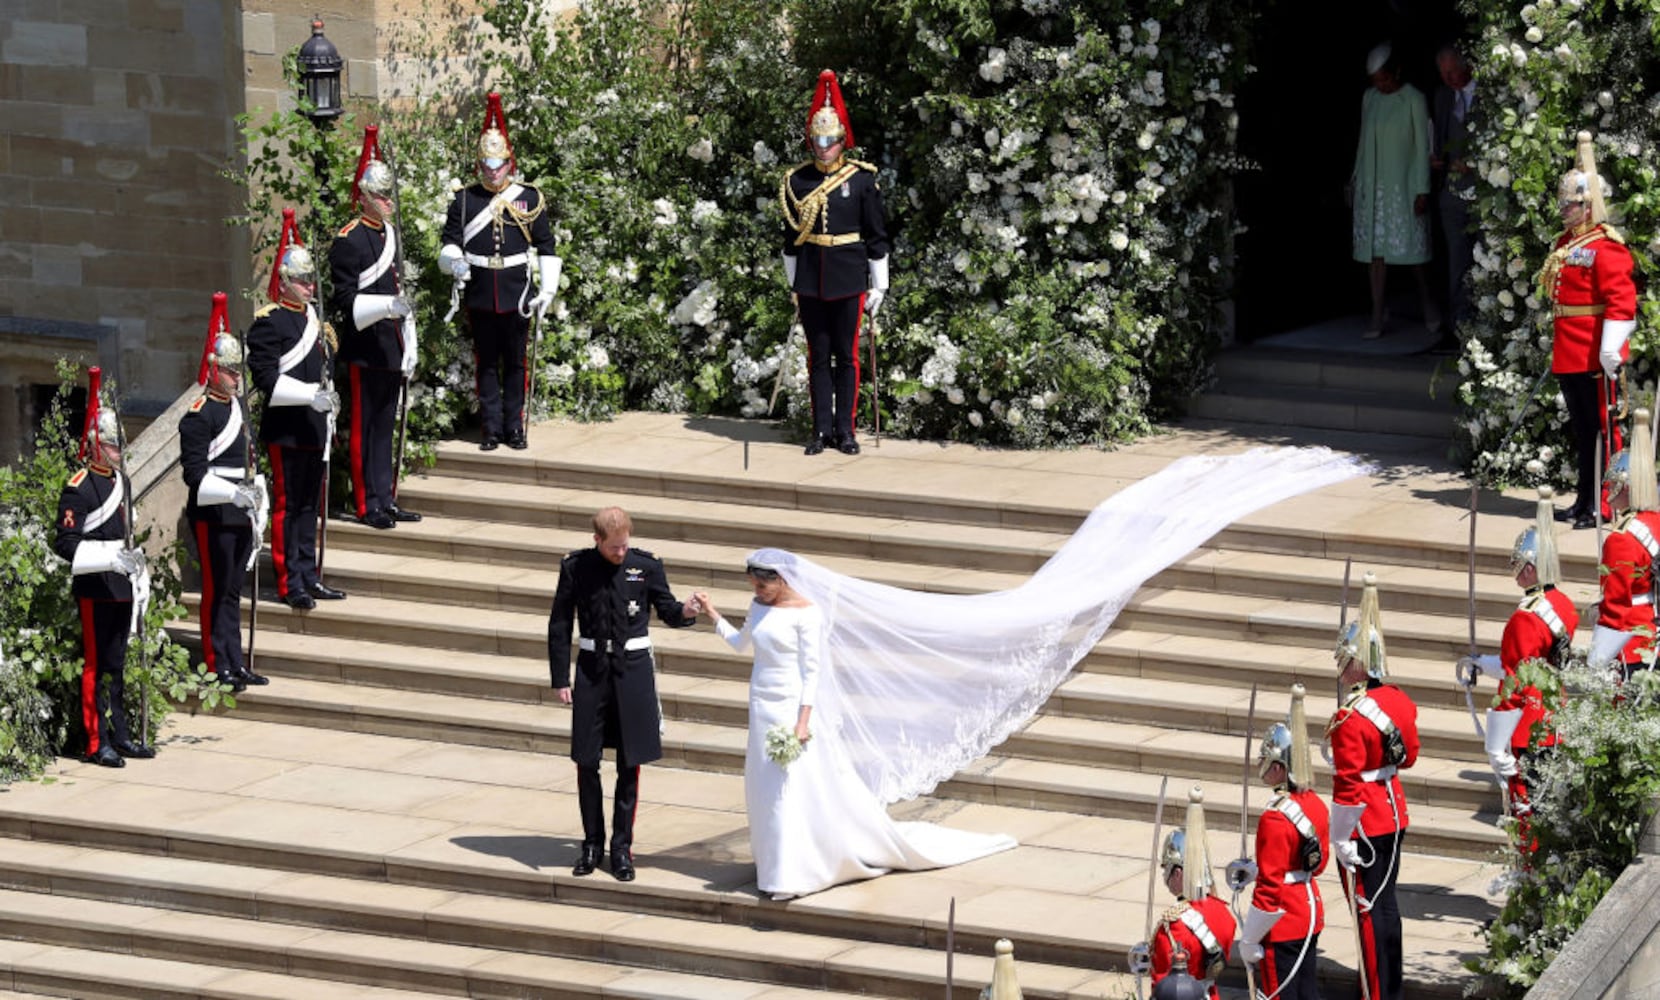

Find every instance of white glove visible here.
[1333,839,1363,870]
[782,253,798,288]
[309,387,338,413]
[1485,707,1524,778]
[1237,941,1264,965]
[529,255,562,317]
[1601,318,1635,379]
[865,288,885,317]
[352,294,411,331]
[439,243,469,280]
[866,256,889,317]
[269,374,320,408]
[388,296,413,319]
[401,315,418,378]
[1488,746,1519,778]
[232,482,261,510]
[115,547,146,578]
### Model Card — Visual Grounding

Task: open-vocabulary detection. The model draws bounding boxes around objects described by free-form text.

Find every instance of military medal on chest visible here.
[627,599,641,618]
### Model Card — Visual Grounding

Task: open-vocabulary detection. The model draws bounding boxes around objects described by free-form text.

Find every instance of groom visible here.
[547,506,700,880]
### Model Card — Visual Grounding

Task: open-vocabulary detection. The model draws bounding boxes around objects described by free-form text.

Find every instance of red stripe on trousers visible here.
[1346,866,1383,1000]
[194,521,215,674]
[520,344,530,432]
[267,443,290,598]
[850,293,865,431]
[350,365,368,517]
[79,597,100,754]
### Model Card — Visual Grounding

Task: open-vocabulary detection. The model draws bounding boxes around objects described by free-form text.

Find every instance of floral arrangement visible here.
[232,0,1255,455]
[1453,0,1660,484]
[764,724,805,767]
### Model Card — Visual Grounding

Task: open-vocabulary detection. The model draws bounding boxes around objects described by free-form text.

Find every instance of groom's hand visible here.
[556,687,572,705]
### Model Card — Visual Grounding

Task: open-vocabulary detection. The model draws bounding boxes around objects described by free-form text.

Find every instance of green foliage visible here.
[229,0,1253,449]
[1456,0,1660,483]
[0,363,226,784]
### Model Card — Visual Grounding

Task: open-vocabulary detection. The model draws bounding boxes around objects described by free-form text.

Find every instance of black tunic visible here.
[328,217,404,371]
[246,301,329,449]
[780,159,890,301]
[178,392,253,527]
[54,465,132,601]
[441,182,557,314]
[547,547,696,767]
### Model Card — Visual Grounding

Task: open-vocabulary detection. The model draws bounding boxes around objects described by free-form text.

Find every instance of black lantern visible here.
[297,17,344,128]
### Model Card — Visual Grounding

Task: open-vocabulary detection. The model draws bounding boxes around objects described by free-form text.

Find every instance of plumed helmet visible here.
[267,208,308,303]
[805,69,854,151]
[1335,571,1387,680]
[1258,722,1294,781]
[479,127,511,169]
[95,409,120,445]
[1628,410,1658,513]
[210,333,243,369]
[279,245,316,284]
[358,159,395,198]
[1559,130,1610,225]
[196,291,238,386]
[1511,486,1562,583]
[1159,788,1213,898]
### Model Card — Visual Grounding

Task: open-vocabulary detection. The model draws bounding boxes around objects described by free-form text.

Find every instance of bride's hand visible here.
[795,722,811,744]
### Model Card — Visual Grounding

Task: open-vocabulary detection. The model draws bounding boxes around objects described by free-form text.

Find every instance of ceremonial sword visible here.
[1131,775,1169,1000]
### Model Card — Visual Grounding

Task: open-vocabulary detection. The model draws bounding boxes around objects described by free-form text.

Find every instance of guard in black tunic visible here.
[54,383,153,767]
[547,507,700,880]
[248,241,344,610]
[779,69,891,456]
[439,92,560,451]
[329,132,421,530]
[180,299,268,690]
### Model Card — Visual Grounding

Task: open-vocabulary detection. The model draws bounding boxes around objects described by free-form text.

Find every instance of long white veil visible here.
[755,446,1368,805]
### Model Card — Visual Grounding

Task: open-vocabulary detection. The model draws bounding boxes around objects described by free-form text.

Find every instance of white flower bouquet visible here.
[764,724,804,767]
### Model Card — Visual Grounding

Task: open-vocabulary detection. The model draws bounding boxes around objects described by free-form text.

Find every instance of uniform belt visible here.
[1635,593,1654,606]
[800,233,863,247]
[1361,764,1398,783]
[579,636,653,653]
[464,251,530,270]
[207,466,245,478]
[1285,871,1312,884]
[1553,303,1606,318]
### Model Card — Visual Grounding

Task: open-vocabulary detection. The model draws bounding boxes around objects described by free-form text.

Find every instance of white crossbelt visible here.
[82,471,124,533]
[277,310,320,375]
[1360,764,1398,783]
[358,224,396,289]
[206,402,243,462]
[464,252,530,270]
[1176,907,1222,958]
[462,183,526,244]
[1635,593,1654,606]
[579,636,653,653]
[207,466,245,479]
[1284,870,1312,884]
[1523,592,1571,638]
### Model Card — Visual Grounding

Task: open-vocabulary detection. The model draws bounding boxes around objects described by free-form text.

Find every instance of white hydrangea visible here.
[583,344,610,370]
[670,280,720,328]
[691,200,722,227]
[687,137,714,163]
[652,198,679,227]
[980,47,1008,84]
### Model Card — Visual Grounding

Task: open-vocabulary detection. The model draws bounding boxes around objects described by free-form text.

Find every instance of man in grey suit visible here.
[1431,46,1476,340]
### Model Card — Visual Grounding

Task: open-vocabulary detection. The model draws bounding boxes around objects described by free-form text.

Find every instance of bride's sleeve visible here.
[715,605,754,652]
[796,611,821,707]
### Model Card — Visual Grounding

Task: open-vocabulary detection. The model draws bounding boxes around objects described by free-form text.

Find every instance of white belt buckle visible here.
[488,253,504,269]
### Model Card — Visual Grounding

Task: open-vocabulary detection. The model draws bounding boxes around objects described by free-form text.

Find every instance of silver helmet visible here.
[359,159,395,199]
[278,245,316,285]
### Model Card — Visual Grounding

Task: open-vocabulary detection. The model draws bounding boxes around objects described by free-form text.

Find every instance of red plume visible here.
[806,69,855,150]
[196,292,231,386]
[80,366,102,461]
[267,208,305,303]
[350,124,384,208]
[481,92,516,171]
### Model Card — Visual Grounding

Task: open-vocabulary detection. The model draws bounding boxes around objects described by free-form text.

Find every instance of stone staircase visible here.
[0,414,1556,999]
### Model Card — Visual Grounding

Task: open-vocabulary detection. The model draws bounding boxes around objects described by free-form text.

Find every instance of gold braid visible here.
[1536,222,1617,302]
[778,162,861,246]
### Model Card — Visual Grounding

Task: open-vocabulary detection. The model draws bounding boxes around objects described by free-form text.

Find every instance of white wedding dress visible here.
[718,603,1017,897]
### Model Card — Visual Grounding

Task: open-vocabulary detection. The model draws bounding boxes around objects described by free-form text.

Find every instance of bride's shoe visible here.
[769,891,798,901]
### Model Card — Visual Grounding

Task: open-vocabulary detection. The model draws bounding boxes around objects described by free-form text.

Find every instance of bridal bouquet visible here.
[764,725,804,767]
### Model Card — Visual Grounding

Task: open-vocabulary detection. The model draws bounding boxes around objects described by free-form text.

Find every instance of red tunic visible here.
[1151,893,1237,996]
[1548,224,1637,374]
[1251,788,1329,943]
[1499,586,1577,750]
[1329,683,1420,838]
[1598,511,1660,664]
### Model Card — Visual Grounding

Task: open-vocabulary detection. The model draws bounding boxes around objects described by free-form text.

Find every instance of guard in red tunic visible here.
[439,93,560,451]
[1460,486,1578,830]
[779,70,891,456]
[1541,130,1637,528]
[54,373,154,767]
[1327,573,1419,1000]
[1591,411,1660,679]
[329,127,421,530]
[1238,684,1328,1000]
[1148,789,1237,1000]
[179,293,269,690]
[248,222,344,611]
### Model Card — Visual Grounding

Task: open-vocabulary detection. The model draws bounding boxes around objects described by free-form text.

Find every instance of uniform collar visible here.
[359,215,385,230]
[812,156,847,174]
[88,461,114,478]
[279,297,307,312]
[207,388,233,403]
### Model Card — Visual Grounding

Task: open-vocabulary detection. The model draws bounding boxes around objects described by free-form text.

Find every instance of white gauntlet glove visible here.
[1238,942,1265,965]
[401,315,418,378]
[352,294,412,331]
[232,482,261,510]
[1601,318,1635,379]
[310,387,339,414]
[115,547,146,578]
[529,255,562,318]
[865,256,889,317]
[439,243,470,280]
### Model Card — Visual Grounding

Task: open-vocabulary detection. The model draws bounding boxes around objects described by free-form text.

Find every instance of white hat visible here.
[1366,43,1392,75]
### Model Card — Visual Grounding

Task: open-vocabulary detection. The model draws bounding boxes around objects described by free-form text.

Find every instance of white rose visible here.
[977,387,992,403]
[947,387,966,405]
[686,137,714,163]
[1497,289,1515,308]
[1110,231,1130,251]
[967,410,984,428]
[1524,26,1543,43]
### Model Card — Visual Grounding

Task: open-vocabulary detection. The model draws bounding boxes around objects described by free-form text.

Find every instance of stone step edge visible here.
[0,841,1117,1000]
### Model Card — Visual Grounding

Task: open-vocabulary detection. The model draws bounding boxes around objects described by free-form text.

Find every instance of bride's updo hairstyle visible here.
[745,549,789,582]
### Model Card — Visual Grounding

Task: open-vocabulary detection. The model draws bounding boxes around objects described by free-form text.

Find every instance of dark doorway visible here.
[1233,0,1470,342]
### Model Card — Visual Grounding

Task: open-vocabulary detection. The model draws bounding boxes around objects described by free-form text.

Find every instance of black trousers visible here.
[267,443,322,600]
[799,293,865,442]
[348,364,401,517]
[469,309,531,440]
[192,518,253,678]
[77,598,133,755]
[1260,933,1321,1000]
[577,762,640,858]
[1348,829,1405,1000]
[1559,370,1604,515]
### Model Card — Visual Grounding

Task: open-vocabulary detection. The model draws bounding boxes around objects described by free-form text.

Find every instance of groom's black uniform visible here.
[547,546,696,879]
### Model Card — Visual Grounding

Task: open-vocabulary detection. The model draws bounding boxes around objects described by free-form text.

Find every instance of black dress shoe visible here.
[506,432,528,450]
[84,746,124,768]
[388,504,423,523]
[610,852,636,882]
[1556,504,1588,523]
[215,670,247,693]
[284,592,316,611]
[309,582,348,600]
[1574,513,1597,530]
[572,846,601,877]
[361,509,396,530]
[837,436,861,455]
[480,436,500,452]
[804,436,828,456]
[112,740,156,760]
[238,668,270,686]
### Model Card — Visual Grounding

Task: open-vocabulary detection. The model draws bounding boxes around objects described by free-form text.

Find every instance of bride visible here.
[696,558,1015,899]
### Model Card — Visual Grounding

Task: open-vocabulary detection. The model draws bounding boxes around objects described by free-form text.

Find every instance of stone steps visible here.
[1188,347,1458,441]
[0,716,1491,999]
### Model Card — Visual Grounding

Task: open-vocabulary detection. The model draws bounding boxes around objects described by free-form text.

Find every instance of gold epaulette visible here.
[1614,511,1637,532]
[1159,900,1190,926]
[337,218,360,237]
[1600,223,1626,245]
[847,158,879,173]
[787,160,813,175]
[68,469,88,488]
[189,396,207,413]
[254,302,280,318]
